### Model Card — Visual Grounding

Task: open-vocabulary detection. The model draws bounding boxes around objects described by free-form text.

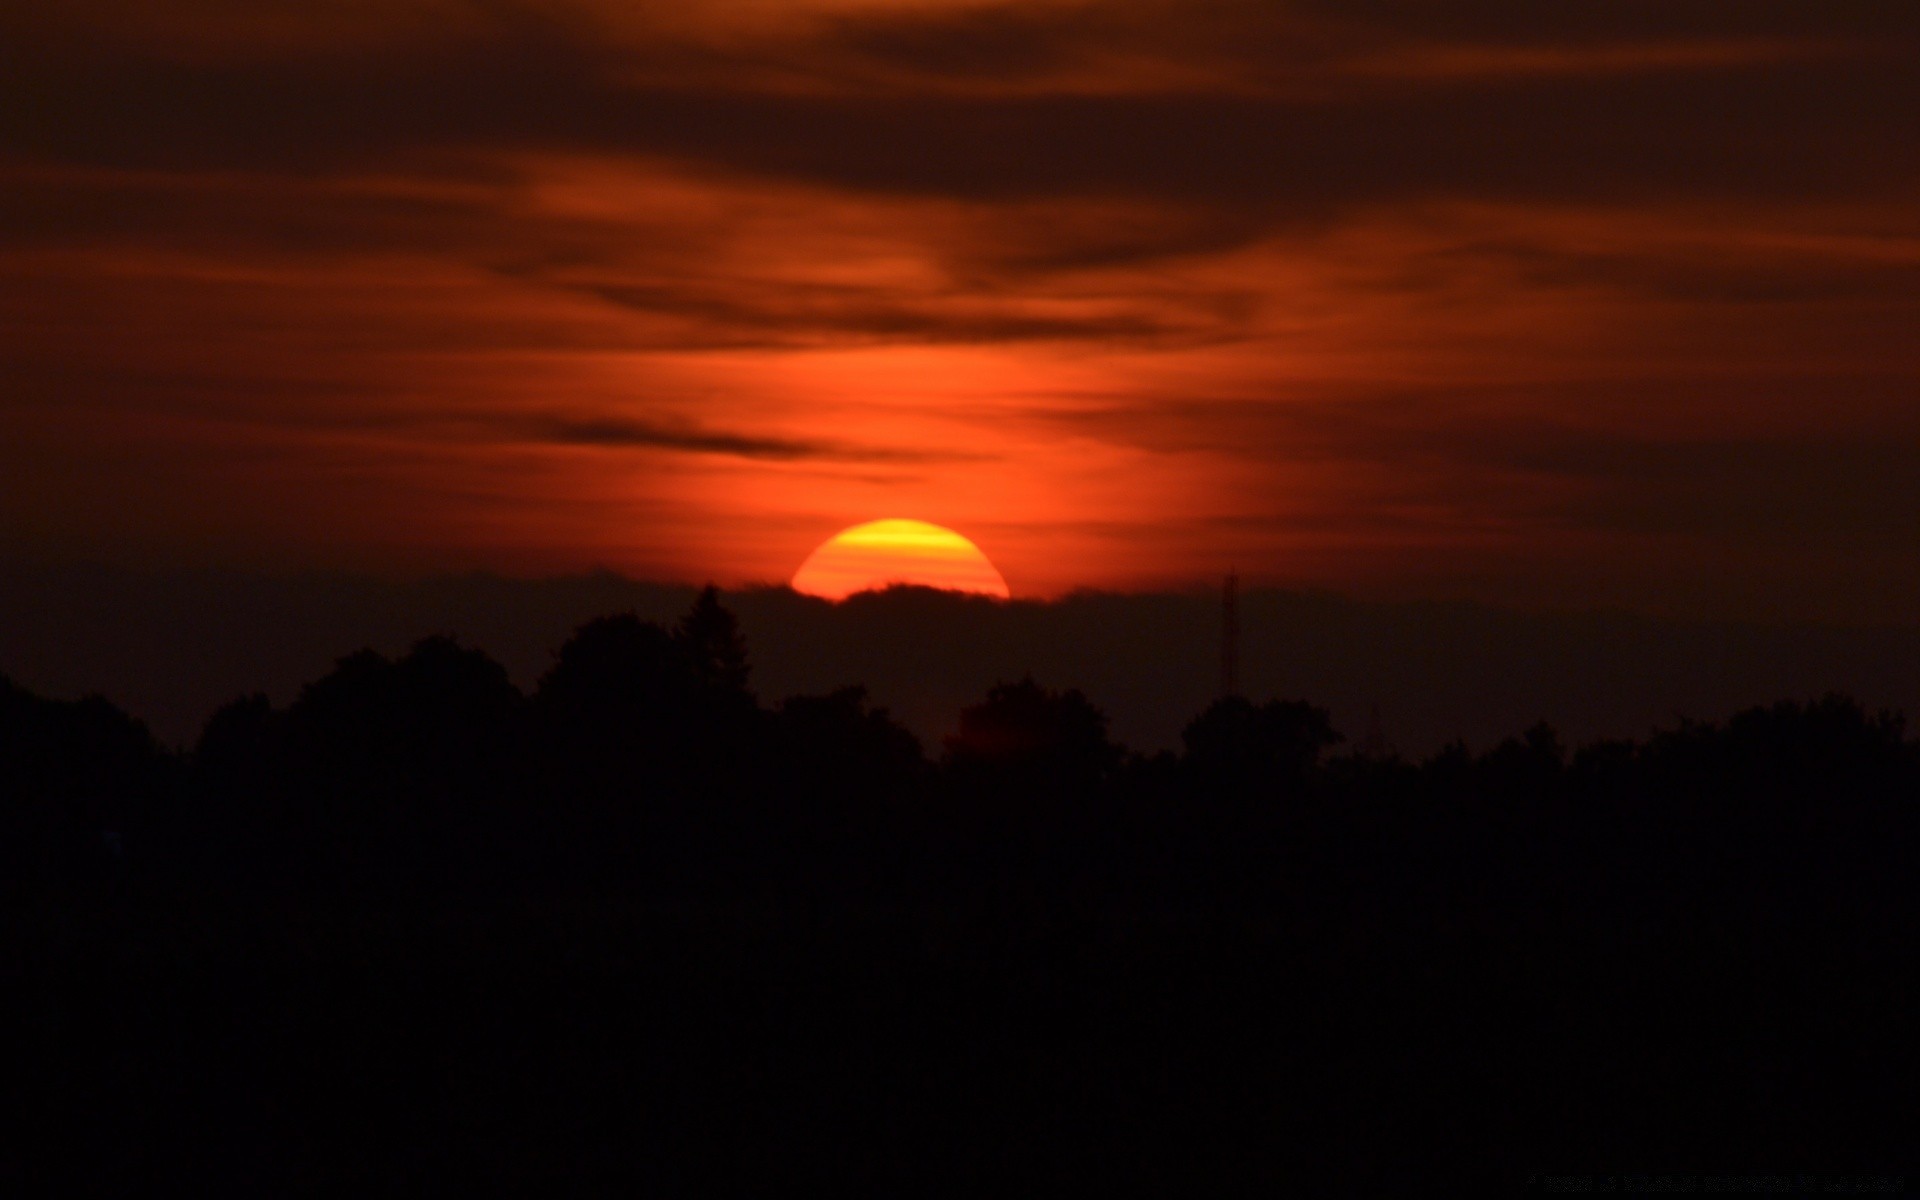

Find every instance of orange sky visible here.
[4,1,1920,621]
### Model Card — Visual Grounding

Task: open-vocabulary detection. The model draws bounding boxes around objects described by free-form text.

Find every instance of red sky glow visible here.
[4,1,1919,620]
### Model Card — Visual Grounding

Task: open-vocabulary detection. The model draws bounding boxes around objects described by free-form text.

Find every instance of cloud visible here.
[4,1,1915,215]
[3,0,1920,619]
[528,414,973,463]
[573,281,1198,347]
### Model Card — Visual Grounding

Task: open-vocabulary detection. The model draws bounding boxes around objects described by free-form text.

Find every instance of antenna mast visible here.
[1221,569,1240,698]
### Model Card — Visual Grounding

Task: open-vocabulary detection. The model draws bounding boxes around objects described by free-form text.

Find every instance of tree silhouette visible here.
[943,676,1120,792]
[222,637,529,887]
[776,685,925,799]
[527,597,768,886]
[1476,720,1565,800]
[1,675,165,890]
[6,595,1920,1189]
[678,583,751,696]
[536,613,696,722]
[1180,695,1342,797]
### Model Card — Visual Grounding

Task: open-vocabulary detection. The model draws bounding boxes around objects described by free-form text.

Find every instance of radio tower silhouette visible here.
[1221,569,1240,698]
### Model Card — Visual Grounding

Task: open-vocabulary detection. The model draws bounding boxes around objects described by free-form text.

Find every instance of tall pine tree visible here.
[676,585,750,696]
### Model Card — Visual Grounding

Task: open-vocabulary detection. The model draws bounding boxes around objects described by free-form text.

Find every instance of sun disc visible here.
[790,519,1011,601]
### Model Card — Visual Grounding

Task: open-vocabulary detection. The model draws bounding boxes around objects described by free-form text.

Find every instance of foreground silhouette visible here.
[8,588,1916,1187]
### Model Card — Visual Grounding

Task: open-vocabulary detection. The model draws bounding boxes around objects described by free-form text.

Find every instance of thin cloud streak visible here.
[531,415,979,463]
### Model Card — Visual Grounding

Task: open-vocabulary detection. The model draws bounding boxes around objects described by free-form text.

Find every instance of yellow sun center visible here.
[790,519,1011,601]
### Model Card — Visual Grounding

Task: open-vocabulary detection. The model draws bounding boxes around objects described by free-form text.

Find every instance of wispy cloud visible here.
[528,414,978,463]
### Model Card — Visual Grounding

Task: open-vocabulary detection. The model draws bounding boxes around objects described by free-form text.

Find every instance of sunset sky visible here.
[5,1,1919,622]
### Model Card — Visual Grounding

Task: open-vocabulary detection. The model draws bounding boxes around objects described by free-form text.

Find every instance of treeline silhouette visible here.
[8,589,1916,1188]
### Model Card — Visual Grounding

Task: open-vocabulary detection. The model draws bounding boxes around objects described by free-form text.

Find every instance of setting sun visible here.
[790,519,1011,601]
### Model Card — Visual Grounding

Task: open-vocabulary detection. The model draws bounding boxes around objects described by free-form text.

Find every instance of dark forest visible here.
[8,589,1914,1188]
